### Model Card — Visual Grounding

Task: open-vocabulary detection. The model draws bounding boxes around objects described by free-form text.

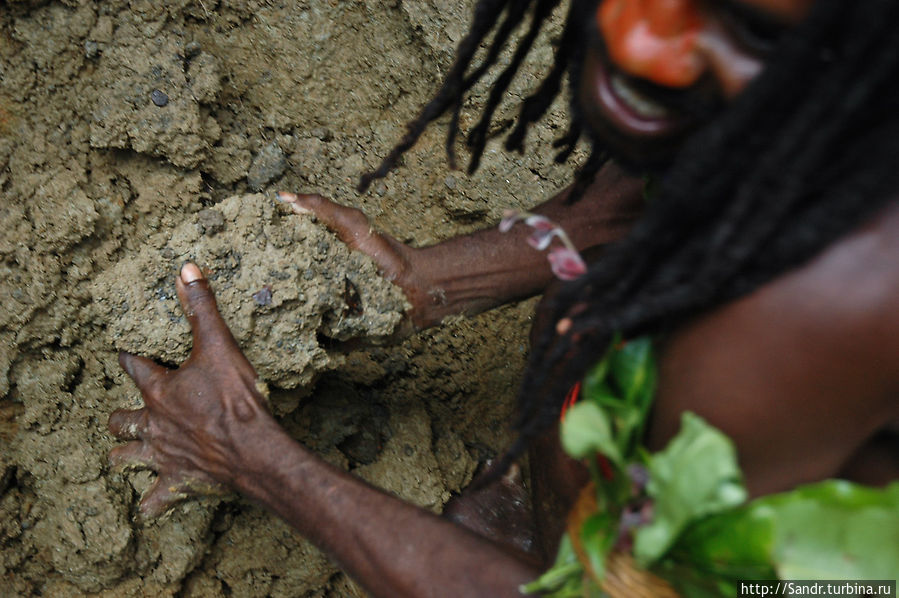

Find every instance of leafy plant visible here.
[522,338,899,597]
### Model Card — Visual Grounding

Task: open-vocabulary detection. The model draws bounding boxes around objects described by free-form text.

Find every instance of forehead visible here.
[728,0,815,23]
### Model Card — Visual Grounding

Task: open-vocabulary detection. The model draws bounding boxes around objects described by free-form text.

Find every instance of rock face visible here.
[247,142,288,190]
[91,193,409,389]
[88,26,223,169]
[1,0,568,593]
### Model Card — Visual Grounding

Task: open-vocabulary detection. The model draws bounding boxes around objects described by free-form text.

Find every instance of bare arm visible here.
[280,161,644,331]
[236,419,540,598]
[415,163,643,325]
[108,264,540,598]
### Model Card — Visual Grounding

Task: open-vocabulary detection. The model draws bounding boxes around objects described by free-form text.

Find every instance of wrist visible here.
[415,237,552,326]
[407,244,478,328]
[223,411,297,496]
[390,245,456,330]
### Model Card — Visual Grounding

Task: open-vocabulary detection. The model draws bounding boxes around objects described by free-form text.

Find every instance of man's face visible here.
[579,0,814,167]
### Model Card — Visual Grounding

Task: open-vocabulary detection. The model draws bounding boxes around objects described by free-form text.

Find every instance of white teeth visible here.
[610,73,669,119]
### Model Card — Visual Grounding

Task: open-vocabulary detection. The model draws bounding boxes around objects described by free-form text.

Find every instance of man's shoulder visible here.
[777,199,899,323]
[778,199,899,388]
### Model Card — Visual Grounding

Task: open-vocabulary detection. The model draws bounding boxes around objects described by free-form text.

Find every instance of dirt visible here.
[0,1,584,596]
[91,192,408,390]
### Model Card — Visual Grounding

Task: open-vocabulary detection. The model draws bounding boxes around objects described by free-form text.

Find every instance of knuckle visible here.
[186,286,221,319]
[185,280,213,303]
[336,207,369,231]
[296,193,326,211]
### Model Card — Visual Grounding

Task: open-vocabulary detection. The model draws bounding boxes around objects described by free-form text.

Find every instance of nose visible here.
[598,0,765,98]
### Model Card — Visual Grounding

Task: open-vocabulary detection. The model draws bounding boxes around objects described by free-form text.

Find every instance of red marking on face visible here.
[597,0,815,93]
[599,0,708,89]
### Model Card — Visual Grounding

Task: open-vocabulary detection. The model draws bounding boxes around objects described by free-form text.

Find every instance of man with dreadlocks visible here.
[107,0,899,595]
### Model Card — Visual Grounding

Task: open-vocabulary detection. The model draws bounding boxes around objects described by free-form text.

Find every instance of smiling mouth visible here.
[582,46,692,139]
[609,72,670,119]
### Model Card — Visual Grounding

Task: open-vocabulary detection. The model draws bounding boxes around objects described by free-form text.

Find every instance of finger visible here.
[276,192,373,249]
[171,470,231,497]
[277,192,409,283]
[119,352,167,391]
[138,471,229,519]
[109,441,157,471]
[139,475,189,519]
[108,407,148,440]
[174,263,237,352]
[275,191,314,215]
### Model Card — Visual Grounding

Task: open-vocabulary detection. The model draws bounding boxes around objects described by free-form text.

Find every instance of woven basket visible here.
[567,483,680,598]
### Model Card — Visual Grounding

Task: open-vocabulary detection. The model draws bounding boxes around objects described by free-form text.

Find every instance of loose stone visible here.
[150,89,169,107]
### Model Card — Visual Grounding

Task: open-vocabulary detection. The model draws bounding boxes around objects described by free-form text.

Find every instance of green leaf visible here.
[666,500,778,582]
[608,338,657,456]
[582,352,613,400]
[520,534,584,596]
[757,480,899,579]
[609,337,655,405]
[661,481,899,590]
[560,401,623,466]
[634,412,747,565]
[587,381,619,407]
[580,512,617,581]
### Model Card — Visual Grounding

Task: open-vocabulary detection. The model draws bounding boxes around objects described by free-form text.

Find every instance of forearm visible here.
[233,419,541,598]
[413,161,644,326]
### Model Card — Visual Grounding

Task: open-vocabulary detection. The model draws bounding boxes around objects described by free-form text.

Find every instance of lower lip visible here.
[584,50,683,138]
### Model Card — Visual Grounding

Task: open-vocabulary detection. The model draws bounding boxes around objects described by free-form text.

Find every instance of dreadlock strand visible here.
[504,0,583,153]
[445,100,465,171]
[461,1,533,91]
[466,0,562,174]
[564,146,606,203]
[358,0,510,192]
[444,1,533,170]
[551,124,582,163]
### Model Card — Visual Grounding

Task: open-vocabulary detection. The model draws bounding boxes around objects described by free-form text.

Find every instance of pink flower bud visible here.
[548,247,587,280]
[499,209,522,233]
[527,227,559,251]
[524,215,554,231]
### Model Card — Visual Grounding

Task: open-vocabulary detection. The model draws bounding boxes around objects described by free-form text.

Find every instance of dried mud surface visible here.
[91,193,409,390]
[0,1,583,595]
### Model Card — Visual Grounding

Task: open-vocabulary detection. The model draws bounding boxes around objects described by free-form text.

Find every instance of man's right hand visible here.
[276,192,434,335]
[277,164,645,337]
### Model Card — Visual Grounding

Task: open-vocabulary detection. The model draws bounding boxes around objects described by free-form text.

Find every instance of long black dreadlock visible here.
[365,0,899,467]
[357,0,603,195]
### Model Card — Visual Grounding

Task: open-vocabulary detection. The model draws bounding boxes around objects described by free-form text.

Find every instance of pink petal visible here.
[548,247,587,280]
[499,209,522,233]
[524,215,554,231]
[527,227,558,251]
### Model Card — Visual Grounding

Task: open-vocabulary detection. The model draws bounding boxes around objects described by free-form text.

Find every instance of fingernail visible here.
[275,191,312,214]
[181,262,203,284]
